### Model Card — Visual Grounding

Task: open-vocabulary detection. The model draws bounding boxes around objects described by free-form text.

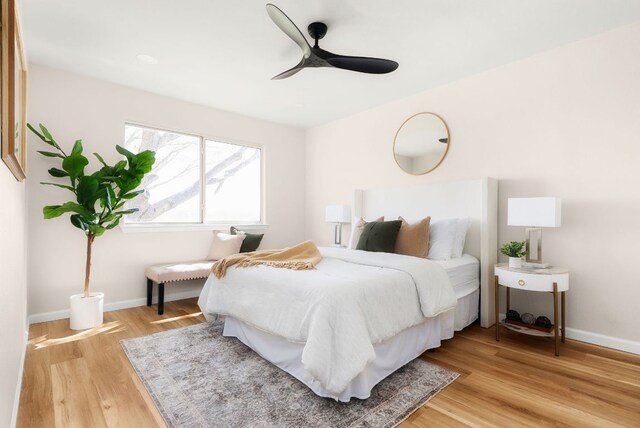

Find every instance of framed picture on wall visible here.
[1,0,28,181]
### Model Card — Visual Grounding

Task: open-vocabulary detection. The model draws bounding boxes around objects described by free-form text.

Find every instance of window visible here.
[123,124,262,225]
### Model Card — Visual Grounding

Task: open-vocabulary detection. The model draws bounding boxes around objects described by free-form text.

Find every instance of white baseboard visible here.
[28,289,202,325]
[10,327,28,428]
[564,327,640,355]
[498,313,640,355]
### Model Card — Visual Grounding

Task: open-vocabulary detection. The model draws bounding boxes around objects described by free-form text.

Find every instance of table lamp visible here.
[507,197,561,268]
[325,205,351,247]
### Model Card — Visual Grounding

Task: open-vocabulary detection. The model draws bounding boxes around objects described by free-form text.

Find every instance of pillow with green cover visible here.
[356,220,402,253]
[230,226,264,253]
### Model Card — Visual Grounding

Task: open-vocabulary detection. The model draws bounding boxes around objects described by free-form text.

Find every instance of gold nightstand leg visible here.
[495,275,500,341]
[561,291,566,343]
[553,282,559,356]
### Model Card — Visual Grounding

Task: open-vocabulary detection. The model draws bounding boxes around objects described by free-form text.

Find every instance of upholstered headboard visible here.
[353,177,498,327]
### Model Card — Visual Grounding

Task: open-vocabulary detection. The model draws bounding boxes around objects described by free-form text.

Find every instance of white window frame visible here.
[120,122,266,233]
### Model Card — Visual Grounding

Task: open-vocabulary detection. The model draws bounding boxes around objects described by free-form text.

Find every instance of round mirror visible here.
[393,112,450,175]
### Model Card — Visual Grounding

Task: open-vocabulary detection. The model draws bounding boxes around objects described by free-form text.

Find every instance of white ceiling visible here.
[21,0,640,129]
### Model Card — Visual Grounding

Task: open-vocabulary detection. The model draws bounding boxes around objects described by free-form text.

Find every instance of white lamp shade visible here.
[325,205,351,224]
[508,197,561,227]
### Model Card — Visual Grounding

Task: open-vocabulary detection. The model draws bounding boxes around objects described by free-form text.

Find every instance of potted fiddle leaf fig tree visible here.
[29,123,155,330]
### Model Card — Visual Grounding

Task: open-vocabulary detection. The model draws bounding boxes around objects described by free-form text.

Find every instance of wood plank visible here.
[50,358,108,428]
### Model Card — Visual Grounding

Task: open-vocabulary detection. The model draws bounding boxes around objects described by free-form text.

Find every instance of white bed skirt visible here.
[221,290,478,402]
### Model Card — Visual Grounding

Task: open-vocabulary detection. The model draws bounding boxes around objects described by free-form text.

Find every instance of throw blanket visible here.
[212,240,321,279]
[199,247,456,398]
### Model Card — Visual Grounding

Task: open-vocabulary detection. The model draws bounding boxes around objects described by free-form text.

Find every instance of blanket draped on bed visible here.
[212,240,322,278]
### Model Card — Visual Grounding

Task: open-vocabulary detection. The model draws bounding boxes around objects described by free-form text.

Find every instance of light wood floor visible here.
[17,298,640,427]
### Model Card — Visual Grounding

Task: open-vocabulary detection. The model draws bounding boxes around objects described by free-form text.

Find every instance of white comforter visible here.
[197,247,456,396]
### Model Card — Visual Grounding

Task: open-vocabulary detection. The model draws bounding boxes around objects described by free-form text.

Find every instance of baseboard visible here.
[10,328,28,428]
[28,289,202,325]
[564,327,640,355]
[498,313,640,355]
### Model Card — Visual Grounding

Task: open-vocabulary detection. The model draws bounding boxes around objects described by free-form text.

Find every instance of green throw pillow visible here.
[356,220,402,253]
[230,226,264,253]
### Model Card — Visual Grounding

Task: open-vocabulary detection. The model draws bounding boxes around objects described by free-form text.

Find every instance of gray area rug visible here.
[121,321,458,428]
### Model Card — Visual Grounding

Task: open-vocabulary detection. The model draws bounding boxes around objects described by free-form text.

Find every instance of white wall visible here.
[305,22,640,347]
[0,165,28,424]
[27,65,306,316]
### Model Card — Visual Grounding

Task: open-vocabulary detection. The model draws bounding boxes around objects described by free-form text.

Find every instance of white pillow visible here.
[451,217,471,258]
[208,232,245,261]
[348,216,384,249]
[427,218,458,260]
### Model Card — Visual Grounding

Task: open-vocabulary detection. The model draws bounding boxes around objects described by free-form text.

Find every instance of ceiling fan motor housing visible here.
[308,22,328,42]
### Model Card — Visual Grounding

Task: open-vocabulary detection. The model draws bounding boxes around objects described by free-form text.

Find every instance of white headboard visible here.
[353,177,498,327]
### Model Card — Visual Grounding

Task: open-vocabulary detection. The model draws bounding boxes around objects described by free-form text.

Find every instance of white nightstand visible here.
[494,263,569,356]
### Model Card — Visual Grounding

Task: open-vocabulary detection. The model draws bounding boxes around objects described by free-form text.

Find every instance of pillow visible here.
[427,218,459,260]
[395,216,431,258]
[451,217,471,258]
[208,232,245,260]
[356,220,402,253]
[348,216,384,249]
[230,226,264,253]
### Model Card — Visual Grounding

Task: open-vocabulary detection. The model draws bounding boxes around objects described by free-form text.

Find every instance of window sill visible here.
[119,223,269,233]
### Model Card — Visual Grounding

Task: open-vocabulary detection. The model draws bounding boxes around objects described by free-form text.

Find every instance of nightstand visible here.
[494,263,569,356]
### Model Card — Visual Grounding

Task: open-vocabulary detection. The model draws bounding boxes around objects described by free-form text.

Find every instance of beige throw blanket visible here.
[212,240,322,278]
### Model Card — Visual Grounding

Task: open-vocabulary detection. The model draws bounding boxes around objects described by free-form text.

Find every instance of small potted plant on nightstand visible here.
[500,241,526,268]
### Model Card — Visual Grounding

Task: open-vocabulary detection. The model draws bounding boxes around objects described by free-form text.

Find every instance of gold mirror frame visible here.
[393,112,450,176]
[1,0,28,182]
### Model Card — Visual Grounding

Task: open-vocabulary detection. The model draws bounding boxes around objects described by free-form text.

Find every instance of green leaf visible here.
[88,224,106,237]
[116,145,135,160]
[71,140,83,156]
[76,176,100,209]
[93,153,108,167]
[48,168,69,178]
[105,215,123,230]
[28,123,53,146]
[70,214,88,231]
[121,189,144,199]
[111,208,138,216]
[27,123,47,142]
[43,202,96,220]
[131,150,156,174]
[40,182,75,191]
[37,150,64,158]
[40,124,54,142]
[103,185,113,211]
[62,153,89,180]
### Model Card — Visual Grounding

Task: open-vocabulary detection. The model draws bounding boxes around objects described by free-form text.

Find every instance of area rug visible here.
[121,321,458,428]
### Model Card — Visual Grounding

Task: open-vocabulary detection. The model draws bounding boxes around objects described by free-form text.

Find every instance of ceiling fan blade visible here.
[266,4,311,59]
[325,54,398,74]
[271,59,306,80]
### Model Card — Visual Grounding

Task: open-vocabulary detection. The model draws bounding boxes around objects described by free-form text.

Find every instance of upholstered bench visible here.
[145,261,215,315]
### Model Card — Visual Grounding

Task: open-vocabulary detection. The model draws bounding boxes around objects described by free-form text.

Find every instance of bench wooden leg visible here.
[147,278,153,306]
[158,283,165,315]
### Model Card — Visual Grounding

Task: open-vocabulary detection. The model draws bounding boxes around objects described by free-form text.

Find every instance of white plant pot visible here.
[509,257,523,269]
[69,292,104,330]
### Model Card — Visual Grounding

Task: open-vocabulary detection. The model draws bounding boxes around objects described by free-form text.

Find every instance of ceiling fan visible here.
[266,3,399,80]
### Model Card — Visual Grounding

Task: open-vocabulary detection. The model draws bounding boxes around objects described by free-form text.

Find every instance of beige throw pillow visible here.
[348,216,384,249]
[208,232,246,261]
[395,216,431,258]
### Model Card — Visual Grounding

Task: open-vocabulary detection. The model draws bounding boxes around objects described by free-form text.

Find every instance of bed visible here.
[198,178,498,402]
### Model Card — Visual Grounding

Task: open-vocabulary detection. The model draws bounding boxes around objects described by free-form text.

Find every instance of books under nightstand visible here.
[494,263,569,356]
